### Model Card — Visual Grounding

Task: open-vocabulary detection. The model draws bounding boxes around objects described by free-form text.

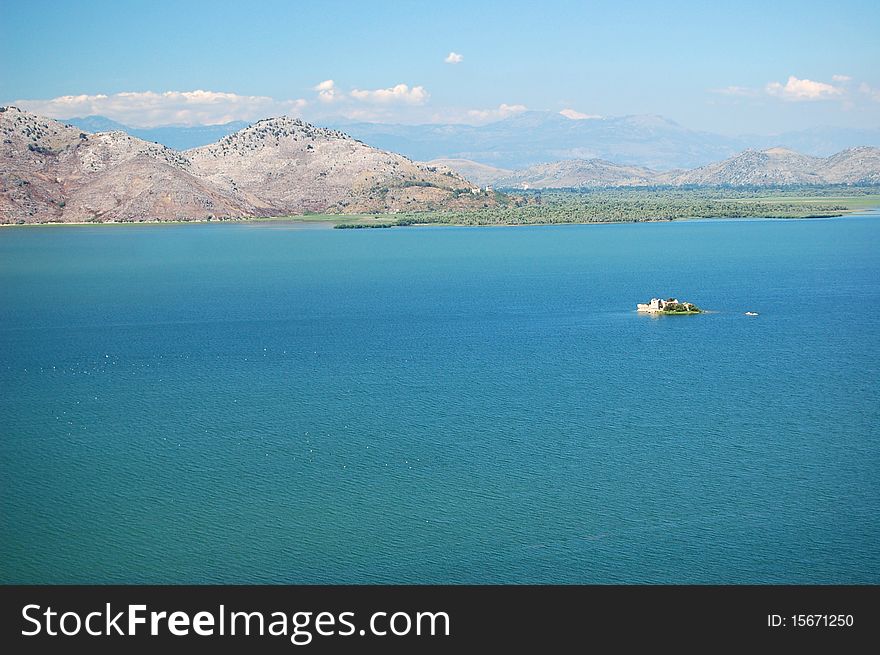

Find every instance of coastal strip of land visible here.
[3,186,879,228]
[334,187,880,228]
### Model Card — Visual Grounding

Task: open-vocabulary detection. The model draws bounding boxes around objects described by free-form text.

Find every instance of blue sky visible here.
[2,0,878,133]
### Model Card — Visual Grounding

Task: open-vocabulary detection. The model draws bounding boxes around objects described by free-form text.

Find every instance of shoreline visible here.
[1,210,868,230]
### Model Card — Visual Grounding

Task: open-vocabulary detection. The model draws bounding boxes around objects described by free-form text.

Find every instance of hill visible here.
[58,111,880,172]
[451,147,880,189]
[818,147,880,184]
[0,107,491,224]
[668,148,825,186]
[188,117,489,215]
[493,159,658,188]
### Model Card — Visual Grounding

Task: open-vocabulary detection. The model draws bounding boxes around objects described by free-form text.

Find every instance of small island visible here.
[637,297,702,314]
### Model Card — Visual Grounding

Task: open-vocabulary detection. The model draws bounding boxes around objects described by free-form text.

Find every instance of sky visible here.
[2,0,879,134]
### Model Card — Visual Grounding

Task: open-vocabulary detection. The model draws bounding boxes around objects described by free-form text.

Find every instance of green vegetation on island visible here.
[658,302,702,315]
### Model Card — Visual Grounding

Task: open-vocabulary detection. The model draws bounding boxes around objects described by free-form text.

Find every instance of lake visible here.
[1,215,878,583]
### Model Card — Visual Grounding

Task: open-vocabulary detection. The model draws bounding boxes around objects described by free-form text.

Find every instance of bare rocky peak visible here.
[192,116,352,158]
[64,130,193,174]
[818,147,880,184]
[670,147,826,186]
[187,115,485,215]
[1,105,84,154]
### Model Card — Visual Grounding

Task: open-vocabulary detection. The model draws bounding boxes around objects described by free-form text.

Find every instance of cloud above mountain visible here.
[14,90,308,127]
[350,84,429,104]
[766,76,844,101]
[314,80,340,103]
[466,103,527,122]
[559,108,601,120]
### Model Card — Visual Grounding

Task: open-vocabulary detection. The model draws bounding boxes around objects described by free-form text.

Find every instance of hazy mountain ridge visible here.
[65,116,252,151]
[63,110,880,172]
[334,112,880,170]
[467,147,880,189]
[334,112,738,170]
[493,159,658,188]
[1,107,491,223]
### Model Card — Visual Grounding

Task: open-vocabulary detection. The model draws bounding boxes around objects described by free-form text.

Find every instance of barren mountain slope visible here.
[188,118,494,214]
[670,148,825,186]
[493,159,658,188]
[817,147,880,184]
[0,107,255,223]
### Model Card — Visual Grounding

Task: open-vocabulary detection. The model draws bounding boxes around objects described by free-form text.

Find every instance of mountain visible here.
[668,147,880,186]
[449,147,880,189]
[0,107,255,222]
[755,127,880,158]
[187,117,491,215]
[492,159,658,189]
[59,112,880,172]
[669,148,826,186]
[333,111,741,170]
[0,106,491,223]
[61,115,130,133]
[64,116,251,151]
[817,147,880,184]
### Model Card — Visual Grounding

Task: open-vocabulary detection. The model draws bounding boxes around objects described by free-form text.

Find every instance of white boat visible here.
[744,311,759,316]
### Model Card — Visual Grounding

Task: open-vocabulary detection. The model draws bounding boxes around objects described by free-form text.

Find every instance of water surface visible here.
[1,216,878,583]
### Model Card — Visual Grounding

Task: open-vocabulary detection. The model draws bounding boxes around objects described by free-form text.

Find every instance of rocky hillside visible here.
[668,147,826,186]
[817,147,880,184]
[188,117,488,215]
[0,106,255,223]
[493,159,657,188]
[0,107,492,224]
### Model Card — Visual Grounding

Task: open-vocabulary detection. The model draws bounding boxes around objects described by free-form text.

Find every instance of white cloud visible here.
[350,83,429,105]
[314,79,339,103]
[14,90,307,127]
[832,74,852,83]
[445,52,463,64]
[765,76,843,101]
[466,103,527,122]
[559,108,601,120]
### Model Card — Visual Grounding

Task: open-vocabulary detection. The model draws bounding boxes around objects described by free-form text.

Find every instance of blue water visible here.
[1,216,878,584]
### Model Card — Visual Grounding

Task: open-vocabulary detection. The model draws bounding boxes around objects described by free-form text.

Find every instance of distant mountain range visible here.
[485,147,880,189]
[4,106,878,224]
[64,116,251,151]
[336,113,880,171]
[337,112,741,170]
[64,110,880,172]
[0,106,491,224]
